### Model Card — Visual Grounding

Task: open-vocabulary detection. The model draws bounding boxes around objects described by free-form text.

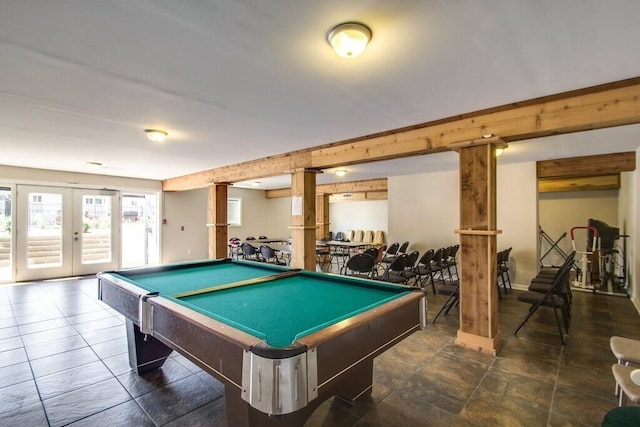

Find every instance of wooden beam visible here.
[328,191,388,202]
[538,174,621,193]
[163,151,311,192]
[289,170,318,271]
[206,184,230,259]
[265,178,388,199]
[537,151,636,179]
[455,144,502,355]
[364,191,388,200]
[316,193,330,240]
[311,78,640,169]
[163,77,640,192]
[264,187,291,199]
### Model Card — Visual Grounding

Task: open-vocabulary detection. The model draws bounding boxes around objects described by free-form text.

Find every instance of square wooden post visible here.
[316,193,330,240]
[455,143,502,355]
[290,169,318,271]
[207,183,230,259]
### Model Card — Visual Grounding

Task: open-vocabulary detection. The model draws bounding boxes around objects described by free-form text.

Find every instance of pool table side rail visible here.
[99,258,290,288]
[297,289,426,349]
[99,258,231,281]
[98,272,267,391]
[148,295,266,390]
[299,291,426,394]
[97,273,154,324]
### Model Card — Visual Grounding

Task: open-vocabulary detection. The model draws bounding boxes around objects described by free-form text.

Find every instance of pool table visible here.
[97,259,427,426]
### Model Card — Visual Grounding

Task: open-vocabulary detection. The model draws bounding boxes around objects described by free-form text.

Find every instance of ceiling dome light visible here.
[327,22,372,58]
[145,129,168,142]
[335,169,347,177]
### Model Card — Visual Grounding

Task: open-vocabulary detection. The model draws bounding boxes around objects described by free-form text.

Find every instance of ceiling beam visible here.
[163,77,640,192]
[538,174,621,193]
[329,191,388,202]
[537,151,636,179]
[265,178,387,199]
[163,151,312,192]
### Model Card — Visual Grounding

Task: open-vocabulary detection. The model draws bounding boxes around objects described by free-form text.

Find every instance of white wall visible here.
[0,165,161,191]
[388,162,538,286]
[620,154,639,307]
[329,200,388,240]
[497,162,538,287]
[389,170,459,253]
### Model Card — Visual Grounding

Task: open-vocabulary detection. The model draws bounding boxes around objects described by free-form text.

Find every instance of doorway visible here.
[15,185,120,281]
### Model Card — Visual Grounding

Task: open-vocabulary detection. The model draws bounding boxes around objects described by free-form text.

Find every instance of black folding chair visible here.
[512,252,575,345]
[341,253,376,279]
[432,281,460,323]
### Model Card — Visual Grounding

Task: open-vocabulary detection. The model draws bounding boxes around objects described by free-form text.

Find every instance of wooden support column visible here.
[290,169,319,270]
[206,183,230,259]
[316,193,330,240]
[455,142,502,355]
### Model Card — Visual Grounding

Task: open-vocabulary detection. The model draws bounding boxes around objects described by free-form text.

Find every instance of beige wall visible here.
[388,162,539,286]
[329,200,388,240]
[228,187,291,240]
[389,170,459,253]
[539,190,619,268]
[161,187,292,263]
[162,188,209,263]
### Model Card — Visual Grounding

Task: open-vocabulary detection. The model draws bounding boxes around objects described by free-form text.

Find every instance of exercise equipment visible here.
[571,219,628,296]
[571,226,598,291]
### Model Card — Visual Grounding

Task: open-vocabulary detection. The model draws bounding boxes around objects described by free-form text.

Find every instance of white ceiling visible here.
[1,1,639,190]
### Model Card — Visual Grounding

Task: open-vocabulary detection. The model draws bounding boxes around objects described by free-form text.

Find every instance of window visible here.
[228,198,242,227]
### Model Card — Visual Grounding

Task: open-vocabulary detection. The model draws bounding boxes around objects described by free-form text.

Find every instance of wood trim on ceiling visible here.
[163,77,640,192]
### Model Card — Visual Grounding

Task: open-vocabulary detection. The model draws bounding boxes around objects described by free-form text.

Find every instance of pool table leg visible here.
[125,320,173,374]
[333,357,374,404]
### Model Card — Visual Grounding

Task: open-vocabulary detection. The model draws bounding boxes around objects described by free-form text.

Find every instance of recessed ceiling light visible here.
[335,170,347,177]
[145,129,168,142]
[327,22,372,58]
[482,133,495,139]
[251,182,261,187]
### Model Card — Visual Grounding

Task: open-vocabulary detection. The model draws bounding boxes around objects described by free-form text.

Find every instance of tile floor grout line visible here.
[13,289,54,427]
[546,343,564,426]
[459,353,498,423]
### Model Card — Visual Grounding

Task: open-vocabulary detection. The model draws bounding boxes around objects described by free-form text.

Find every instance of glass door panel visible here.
[27,192,63,267]
[16,185,72,281]
[16,186,120,281]
[121,193,159,268]
[0,187,12,282]
[72,189,119,276]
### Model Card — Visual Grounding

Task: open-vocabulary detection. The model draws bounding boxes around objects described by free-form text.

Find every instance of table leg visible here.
[332,357,374,404]
[126,320,173,374]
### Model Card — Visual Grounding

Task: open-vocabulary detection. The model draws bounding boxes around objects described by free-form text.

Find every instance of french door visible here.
[15,185,120,281]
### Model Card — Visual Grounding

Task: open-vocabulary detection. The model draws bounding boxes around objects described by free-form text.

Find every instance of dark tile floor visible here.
[0,276,638,426]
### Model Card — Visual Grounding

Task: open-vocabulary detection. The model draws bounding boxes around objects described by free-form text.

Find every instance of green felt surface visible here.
[113,260,287,296]
[177,273,411,347]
